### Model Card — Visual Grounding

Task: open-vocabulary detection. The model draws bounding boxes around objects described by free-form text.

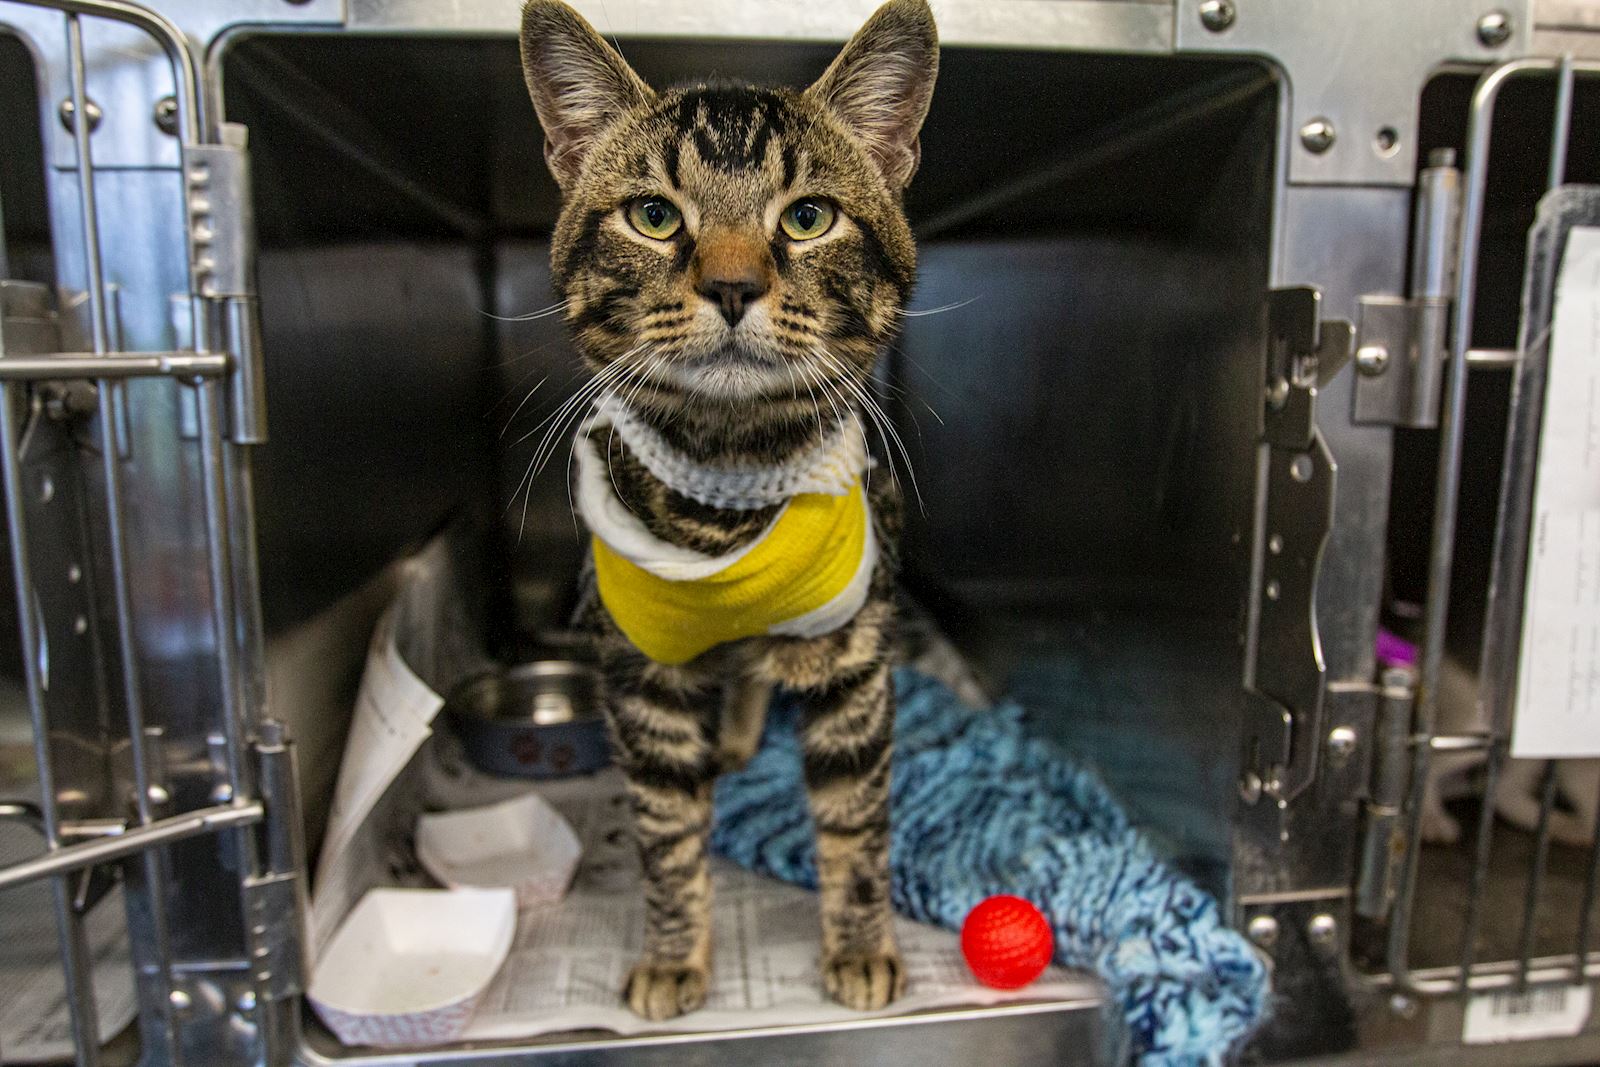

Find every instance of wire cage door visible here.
[0,1,307,1064]
[1370,56,1600,1008]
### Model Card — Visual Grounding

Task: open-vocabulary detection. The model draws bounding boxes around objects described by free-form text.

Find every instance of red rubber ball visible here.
[960,895,1054,989]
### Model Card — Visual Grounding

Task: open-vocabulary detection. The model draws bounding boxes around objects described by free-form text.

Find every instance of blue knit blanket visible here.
[711,668,1269,1066]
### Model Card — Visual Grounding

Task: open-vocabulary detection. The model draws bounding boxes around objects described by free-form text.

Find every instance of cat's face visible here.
[521,0,938,410]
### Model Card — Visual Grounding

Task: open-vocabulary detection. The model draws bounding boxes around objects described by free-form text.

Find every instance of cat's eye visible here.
[627,196,682,240]
[779,198,836,241]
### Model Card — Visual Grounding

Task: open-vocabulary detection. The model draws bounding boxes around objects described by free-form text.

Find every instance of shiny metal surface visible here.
[5,3,1596,1065]
[298,998,1121,1067]
[346,0,1172,52]
[1176,0,1528,185]
[1386,59,1600,998]
[0,799,262,891]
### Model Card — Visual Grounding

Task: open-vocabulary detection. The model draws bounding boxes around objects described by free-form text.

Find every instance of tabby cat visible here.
[518,0,939,1019]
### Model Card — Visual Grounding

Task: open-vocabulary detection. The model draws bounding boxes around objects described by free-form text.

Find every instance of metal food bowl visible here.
[444,661,610,778]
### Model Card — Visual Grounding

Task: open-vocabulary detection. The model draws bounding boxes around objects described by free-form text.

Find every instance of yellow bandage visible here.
[593,481,871,665]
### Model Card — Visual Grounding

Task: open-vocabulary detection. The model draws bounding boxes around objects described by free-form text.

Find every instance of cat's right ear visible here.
[520,0,653,189]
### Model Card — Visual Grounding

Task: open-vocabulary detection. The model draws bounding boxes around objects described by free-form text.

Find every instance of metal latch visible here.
[1353,149,1460,427]
[1243,288,1348,807]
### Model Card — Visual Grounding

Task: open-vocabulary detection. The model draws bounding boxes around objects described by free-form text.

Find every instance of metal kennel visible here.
[0,0,1599,1064]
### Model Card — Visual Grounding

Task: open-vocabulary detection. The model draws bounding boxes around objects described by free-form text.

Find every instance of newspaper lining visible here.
[0,820,136,1064]
[311,615,1102,1046]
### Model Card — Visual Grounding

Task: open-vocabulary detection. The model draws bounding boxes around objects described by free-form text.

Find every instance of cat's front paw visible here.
[822,950,904,1011]
[624,958,708,1020]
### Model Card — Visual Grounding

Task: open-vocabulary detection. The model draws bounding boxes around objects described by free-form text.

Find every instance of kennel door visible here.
[0,2,307,1065]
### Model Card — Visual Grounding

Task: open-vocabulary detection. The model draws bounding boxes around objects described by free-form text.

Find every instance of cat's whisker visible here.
[814,346,925,514]
[479,298,571,323]
[498,374,549,438]
[507,350,641,537]
[892,297,977,318]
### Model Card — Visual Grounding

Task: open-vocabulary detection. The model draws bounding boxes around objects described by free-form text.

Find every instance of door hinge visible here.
[244,721,309,1003]
[1352,149,1460,428]
[1354,666,1416,919]
[183,122,268,445]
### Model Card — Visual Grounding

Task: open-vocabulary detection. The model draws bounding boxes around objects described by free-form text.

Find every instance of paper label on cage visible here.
[1463,984,1592,1044]
[1510,225,1600,759]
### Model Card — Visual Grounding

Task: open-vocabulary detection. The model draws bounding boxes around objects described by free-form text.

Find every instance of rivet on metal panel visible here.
[154,96,179,137]
[1198,0,1235,33]
[38,475,54,504]
[1264,377,1290,411]
[1389,992,1418,1018]
[1299,118,1336,154]
[1356,344,1390,376]
[1476,9,1512,47]
[1247,914,1280,950]
[169,988,192,1011]
[1265,580,1281,601]
[1374,126,1400,158]
[1327,726,1358,767]
[1268,533,1284,555]
[1307,913,1339,951]
[67,564,81,584]
[57,97,101,134]
[1239,770,1263,805]
[1289,454,1314,482]
[72,616,87,636]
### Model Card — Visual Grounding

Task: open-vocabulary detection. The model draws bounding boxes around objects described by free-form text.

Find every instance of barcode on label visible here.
[1464,984,1592,1044]
[1491,987,1570,1017]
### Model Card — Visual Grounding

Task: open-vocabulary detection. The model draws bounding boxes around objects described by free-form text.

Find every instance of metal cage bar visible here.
[0,1,277,1064]
[1386,54,1600,997]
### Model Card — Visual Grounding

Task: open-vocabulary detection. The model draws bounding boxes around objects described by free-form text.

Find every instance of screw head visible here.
[1356,344,1391,376]
[1327,726,1358,766]
[1247,914,1280,949]
[1238,770,1263,805]
[1390,992,1419,1018]
[1307,913,1339,949]
[1300,118,1336,154]
[1264,376,1290,411]
[58,97,102,134]
[1198,0,1236,33]
[1477,9,1512,47]
[154,95,178,136]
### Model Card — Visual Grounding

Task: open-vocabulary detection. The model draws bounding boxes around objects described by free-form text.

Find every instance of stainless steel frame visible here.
[1,1,1598,1065]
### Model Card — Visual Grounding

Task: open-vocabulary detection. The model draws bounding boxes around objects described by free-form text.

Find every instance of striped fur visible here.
[520,0,936,1019]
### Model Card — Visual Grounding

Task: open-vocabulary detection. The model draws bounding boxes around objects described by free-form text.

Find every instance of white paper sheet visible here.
[1511,225,1600,757]
[459,770,1099,1042]
[310,605,443,953]
[312,706,1101,1048]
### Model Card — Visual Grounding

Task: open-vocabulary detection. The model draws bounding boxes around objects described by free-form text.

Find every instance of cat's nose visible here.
[693,230,773,327]
[697,276,768,327]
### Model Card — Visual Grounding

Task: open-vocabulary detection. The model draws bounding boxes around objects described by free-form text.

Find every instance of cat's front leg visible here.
[600,641,718,1020]
[800,658,902,1010]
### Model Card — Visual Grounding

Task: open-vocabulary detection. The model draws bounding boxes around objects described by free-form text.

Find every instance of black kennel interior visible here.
[216,34,1279,905]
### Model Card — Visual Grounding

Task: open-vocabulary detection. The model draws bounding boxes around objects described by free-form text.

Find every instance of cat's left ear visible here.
[520,0,654,189]
[806,0,939,190]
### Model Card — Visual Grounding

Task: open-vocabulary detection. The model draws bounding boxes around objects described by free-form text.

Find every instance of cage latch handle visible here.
[1242,288,1348,808]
